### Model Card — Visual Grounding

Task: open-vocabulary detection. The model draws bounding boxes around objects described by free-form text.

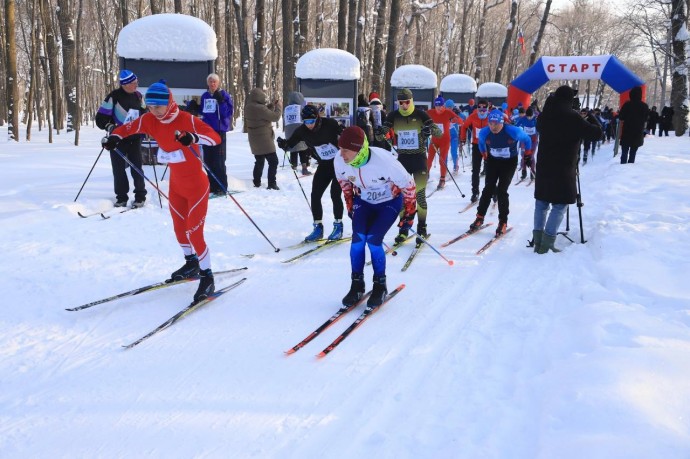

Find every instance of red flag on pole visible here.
[518,29,526,54]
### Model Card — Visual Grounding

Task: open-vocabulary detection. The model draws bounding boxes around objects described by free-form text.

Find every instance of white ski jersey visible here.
[335,146,416,215]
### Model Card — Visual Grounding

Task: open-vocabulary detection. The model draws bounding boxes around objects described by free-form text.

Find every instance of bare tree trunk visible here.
[338,0,348,49]
[528,0,551,67]
[458,0,473,73]
[254,0,265,89]
[494,0,517,84]
[149,0,161,14]
[74,0,84,145]
[384,0,401,106]
[5,0,18,141]
[474,0,504,82]
[232,0,252,98]
[298,0,309,55]
[118,0,128,27]
[282,0,294,102]
[670,0,688,135]
[347,0,356,53]
[174,0,182,13]
[371,0,387,92]
[57,0,77,134]
[354,0,365,59]
[26,0,38,140]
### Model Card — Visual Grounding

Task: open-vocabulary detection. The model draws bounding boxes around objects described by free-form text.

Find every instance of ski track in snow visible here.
[1,126,689,458]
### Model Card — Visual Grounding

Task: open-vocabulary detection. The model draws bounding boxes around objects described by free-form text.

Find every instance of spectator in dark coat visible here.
[659,105,674,136]
[618,86,649,164]
[532,85,602,254]
[646,106,659,135]
[244,88,282,190]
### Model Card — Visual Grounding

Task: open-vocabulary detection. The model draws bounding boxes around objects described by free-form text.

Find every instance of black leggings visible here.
[477,155,518,222]
[311,160,343,221]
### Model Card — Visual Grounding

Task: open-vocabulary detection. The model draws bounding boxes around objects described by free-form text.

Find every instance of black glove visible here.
[374,125,386,136]
[277,137,288,150]
[421,125,432,137]
[213,91,224,104]
[105,123,116,134]
[102,135,121,151]
[398,212,416,231]
[175,131,199,146]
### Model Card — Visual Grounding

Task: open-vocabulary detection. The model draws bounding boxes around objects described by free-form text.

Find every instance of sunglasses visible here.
[477,105,488,111]
[398,100,411,106]
[304,118,316,125]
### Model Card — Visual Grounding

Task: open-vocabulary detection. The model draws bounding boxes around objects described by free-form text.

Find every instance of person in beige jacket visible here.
[244,87,282,190]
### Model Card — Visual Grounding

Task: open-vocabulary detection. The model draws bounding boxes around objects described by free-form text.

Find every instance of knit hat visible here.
[444,99,455,108]
[488,109,505,123]
[301,104,320,120]
[145,80,170,106]
[339,126,367,151]
[468,98,475,106]
[119,70,137,86]
[369,92,382,105]
[434,96,445,107]
[397,88,414,101]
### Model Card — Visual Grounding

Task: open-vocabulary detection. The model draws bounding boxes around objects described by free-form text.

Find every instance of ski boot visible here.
[267,182,280,190]
[470,192,479,203]
[521,170,527,180]
[301,164,312,176]
[415,223,428,246]
[469,214,484,232]
[453,164,459,175]
[394,228,409,245]
[131,199,146,209]
[193,268,215,303]
[304,222,324,242]
[114,199,128,208]
[368,274,388,307]
[167,254,200,283]
[496,219,508,236]
[437,177,446,190]
[342,273,365,307]
[327,221,344,241]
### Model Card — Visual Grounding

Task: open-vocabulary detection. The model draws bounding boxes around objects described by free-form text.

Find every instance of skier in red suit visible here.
[103,80,221,303]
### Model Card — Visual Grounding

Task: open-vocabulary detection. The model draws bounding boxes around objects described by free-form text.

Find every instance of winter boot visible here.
[342,273,365,307]
[131,199,146,209]
[193,269,215,303]
[304,222,324,242]
[114,199,128,208]
[496,219,508,236]
[267,182,280,190]
[537,233,561,254]
[394,228,409,245]
[328,221,344,241]
[253,179,261,188]
[301,164,312,176]
[469,214,484,232]
[416,223,428,245]
[368,274,388,307]
[532,229,543,253]
[168,254,200,282]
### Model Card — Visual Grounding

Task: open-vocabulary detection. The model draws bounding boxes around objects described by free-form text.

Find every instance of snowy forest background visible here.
[1,0,689,143]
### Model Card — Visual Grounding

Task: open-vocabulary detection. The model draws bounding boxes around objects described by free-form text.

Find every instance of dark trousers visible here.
[477,155,518,223]
[111,139,146,202]
[253,152,279,186]
[620,145,638,164]
[289,148,311,168]
[471,143,483,195]
[311,160,344,221]
[204,131,227,193]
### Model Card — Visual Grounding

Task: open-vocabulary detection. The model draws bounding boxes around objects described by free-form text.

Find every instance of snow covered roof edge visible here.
[295,49,361,80]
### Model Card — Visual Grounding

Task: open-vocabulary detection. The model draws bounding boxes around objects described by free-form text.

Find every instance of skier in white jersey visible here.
[334,126,416,308]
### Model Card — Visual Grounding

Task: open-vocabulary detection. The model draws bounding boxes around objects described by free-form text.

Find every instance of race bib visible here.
[435,123,444,134]
[397,130,419,150]
[284,104,301,125]
[315,143,339,160]
[362,184,393,204]
[523,126,536,135]
[124,109,140,123]
[157,148,187,164]
[203,98,217,113]
[491,147,511,159]
[372,109,382,127]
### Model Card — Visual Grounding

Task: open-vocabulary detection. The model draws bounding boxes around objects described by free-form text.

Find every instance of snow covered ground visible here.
[1,124,689,458]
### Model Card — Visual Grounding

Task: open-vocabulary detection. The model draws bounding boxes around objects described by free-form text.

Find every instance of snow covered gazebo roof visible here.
[295,48,361,80]
[440,74,477,93]
[117,14,217,61]
[391,65,437,89]
[476,82,508,98]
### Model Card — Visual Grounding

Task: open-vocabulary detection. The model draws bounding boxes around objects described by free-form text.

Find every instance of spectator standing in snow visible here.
[646,106,659,135]
[532,85,602,254]
[244,88,282,190]
[618,86,649,164]
[95,70,148,208]
[199,73,233,197]
[659,105,673,137]
[283,91,312,176]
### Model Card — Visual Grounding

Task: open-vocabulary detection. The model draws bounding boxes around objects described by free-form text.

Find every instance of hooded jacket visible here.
[244,88,282,156]
[535,90,602,204]
[284,91,307,152]
[618,86,649,148]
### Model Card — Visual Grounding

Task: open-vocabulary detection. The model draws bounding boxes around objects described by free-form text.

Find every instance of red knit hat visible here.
[338,126,366,151]
[369,92,382,105]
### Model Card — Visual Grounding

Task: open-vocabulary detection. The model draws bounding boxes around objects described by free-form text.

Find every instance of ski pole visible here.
[407,228,454,266]
[443,155,466,198]
[281,147,312,213]
[177,135,280,252]
[112,147,170,201]
[575,165,587,244]
[74,146,105,202]
[150,158,163,208]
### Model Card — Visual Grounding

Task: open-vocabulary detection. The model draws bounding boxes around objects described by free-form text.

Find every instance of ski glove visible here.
[102,135,121,151]
[421,126,432,137]
[105,123,116,134]
[213,91,224,104]
[398,212,416,231]
[524,149,533,156]
[276,137,288,150]
[175,131,199,146]
[481,152,488,161]
[374,125,386,136]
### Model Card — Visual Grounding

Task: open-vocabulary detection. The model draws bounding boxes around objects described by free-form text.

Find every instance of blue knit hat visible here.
[145,80,170,106]
[488,109,505,123]
[444,99,455,108]
[119,70,137,85]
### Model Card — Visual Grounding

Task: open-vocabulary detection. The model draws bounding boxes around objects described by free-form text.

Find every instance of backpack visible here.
[356,108,372,140]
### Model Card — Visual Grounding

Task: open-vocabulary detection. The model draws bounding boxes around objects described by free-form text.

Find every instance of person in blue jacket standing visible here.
[469,109,532,236]
[200,73,234,196]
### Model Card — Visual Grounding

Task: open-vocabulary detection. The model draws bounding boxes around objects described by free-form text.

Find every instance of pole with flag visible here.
[518,28,526,54]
